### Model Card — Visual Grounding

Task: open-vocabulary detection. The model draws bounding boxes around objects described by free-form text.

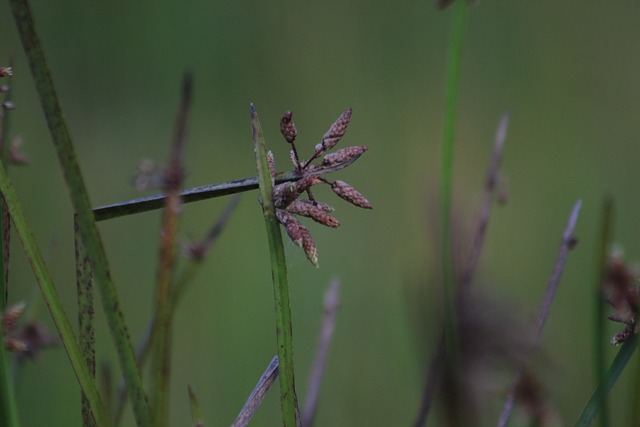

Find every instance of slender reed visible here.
[497,200,582,427]
[414,112,508,427]
[75,218,97,427]
[150,73,191,427]
[302,279,341,427]
[231,356,280,427]
[251,104,299,427]
[575,336,639,426]
[439,0,468,355]
[9,1,150,424]
[0,160,111,426]
[594,197,614,427]
[0,55,18,427]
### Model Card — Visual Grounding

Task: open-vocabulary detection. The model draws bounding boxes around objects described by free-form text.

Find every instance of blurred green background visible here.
[2,1,640,426]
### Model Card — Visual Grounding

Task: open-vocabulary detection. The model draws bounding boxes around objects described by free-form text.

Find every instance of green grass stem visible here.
[0,54,18,427]
[75,218,97,427]
[251,104,299,427]
[0,161,111,427]
[575,336,639,426]
[9,1,150,425]
[150,73,191,427]
[593,196,614,427]
[440,0,467,353]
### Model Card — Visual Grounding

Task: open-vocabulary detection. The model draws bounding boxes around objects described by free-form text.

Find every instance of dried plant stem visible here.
[231,355,280,427]
[252,104,299,427]
[497,200,582,427]
[75,218,97,427]
[458,112,509,292]
[9,1,149,425]
[414,112,506,427]
[302,279,341,427]
[150,74,191,427]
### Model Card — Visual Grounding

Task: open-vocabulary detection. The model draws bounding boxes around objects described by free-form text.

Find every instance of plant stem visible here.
[150,73,191,427]
[594,197,614,427]
[575,336,639,426]
[75,218,97,427]
[440,0,467,355]
[251,104,299,427]
[0,161,111,427]
[8,1,150,425]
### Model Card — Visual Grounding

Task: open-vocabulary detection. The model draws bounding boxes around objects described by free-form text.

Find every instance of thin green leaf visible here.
[594,196,614,427]
[75,217,97,427]
[575,336,639,426]
[9,1,150,424]
[251,104,299,427]
[0,161,111,427]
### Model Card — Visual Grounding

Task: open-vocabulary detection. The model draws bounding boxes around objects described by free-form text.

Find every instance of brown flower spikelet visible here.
[275,175,321,209]
[277,209,304,245]
[280,111,297,143]
[321,146,367,168]
[316,108,352,152]
[331,180,372,209]
[277,209,319,266]
[286,200,340,227]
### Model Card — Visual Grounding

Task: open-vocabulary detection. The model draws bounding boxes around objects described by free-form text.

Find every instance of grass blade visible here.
[231,355,280,427]
[0,54,18,427]
[439,0,468,357]
[0,161,111,426]
[251,104,299,427]
[575,336,639,426]
[9,1,150,424]
[593,196,614,427]
[75,217,97,427]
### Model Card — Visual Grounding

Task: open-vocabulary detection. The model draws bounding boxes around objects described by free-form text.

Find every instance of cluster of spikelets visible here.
[267,108,372,267]
[603,249,640,345]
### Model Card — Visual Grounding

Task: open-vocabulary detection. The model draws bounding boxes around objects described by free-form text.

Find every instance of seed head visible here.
[321,146,368,168]
[277,209,319,266]
[330,180,372,209]
[317,108,352,152]
[280,111,297,143]
[287,200,340,227]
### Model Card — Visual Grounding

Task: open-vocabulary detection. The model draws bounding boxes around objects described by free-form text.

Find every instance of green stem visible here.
[75,218,97,427]
[0,161,110,427]
[440,0,467,362]
[0,54,18,427]
[8,1,150,425]
[575,336,639,426]
[251,104,299,427]
[594,197,613,427]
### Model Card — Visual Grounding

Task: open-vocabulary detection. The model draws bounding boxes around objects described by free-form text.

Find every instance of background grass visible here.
[1,1,640,426]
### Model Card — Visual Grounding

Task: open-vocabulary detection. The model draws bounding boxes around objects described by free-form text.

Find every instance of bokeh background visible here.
[1,1,640,426]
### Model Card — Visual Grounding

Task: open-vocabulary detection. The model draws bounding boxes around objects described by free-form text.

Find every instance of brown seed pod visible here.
[277,209,304,246]
[277,209,319,266]
[287,200,340,227]
[321,146,368,168]
[330,180,372,209]
[280,111,297,143]
[316,108,352,152]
